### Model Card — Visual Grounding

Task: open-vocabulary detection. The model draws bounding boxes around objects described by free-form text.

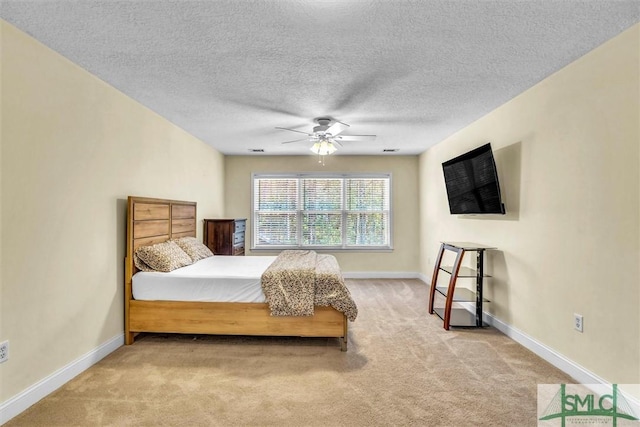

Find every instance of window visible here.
[252,173,392,250]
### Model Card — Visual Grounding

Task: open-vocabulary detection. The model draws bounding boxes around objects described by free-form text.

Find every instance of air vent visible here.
[249,149,265,153]
[383,149,399,153]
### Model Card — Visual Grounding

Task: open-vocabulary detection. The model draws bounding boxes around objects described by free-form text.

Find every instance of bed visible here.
[124,196,353,350]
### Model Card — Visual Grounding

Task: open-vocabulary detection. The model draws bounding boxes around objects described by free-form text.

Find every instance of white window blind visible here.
[252,173,392,250]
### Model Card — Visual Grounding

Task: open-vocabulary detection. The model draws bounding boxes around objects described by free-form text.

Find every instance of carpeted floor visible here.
[5,279,572,426]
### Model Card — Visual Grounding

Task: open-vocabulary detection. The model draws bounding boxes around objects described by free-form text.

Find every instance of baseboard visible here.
[420,276,606,384]
[0,333,123,425]
[420,277,640,409]
[483,312,607,383]
[343,271,421,279]
[483,312,640,410]
[417,273,430,283]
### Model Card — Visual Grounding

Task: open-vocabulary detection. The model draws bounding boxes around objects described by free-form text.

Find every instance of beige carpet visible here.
[6,279,571,426]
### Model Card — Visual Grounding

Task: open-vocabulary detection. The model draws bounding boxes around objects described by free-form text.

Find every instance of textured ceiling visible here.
[2,1,638,156]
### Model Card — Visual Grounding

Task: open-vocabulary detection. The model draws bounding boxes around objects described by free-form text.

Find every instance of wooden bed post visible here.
[124,255,134,345]
[124,196,134,345]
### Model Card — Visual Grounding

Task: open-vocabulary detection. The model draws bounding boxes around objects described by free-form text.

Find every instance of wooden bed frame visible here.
[124,196,349,350]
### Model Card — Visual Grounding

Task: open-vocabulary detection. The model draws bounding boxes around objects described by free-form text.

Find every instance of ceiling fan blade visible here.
[331,139,344,147]
[326,121,350,137]
[275,127,312,136]
[336,135,377,141]
[280,138,310,144]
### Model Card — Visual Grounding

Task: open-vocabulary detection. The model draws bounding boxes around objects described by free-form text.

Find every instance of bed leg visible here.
[340,315,348,351]
[125,331,134,345]
[340,335,347,352]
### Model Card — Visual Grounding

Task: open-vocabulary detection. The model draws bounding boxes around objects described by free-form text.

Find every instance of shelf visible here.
[428,242,495,330]
[439,266,492,278]
[433,307,488,328]
[442,242,497,251]
[435,286,489,303]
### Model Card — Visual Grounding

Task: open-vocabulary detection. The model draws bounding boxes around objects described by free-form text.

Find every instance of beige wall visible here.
[0,21,225,402]
[419,24,639,391]
[225,155,420,273]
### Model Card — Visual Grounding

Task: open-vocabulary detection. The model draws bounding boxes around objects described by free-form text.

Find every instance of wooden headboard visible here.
[124,196,197,316]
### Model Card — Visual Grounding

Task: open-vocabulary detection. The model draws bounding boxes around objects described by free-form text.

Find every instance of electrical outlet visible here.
[0,340,8,363]
[574,314,583,333]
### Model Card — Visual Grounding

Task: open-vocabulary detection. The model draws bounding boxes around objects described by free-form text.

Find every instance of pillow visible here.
[173,236,214,262]
[134,240,193,272]
[133,253,156,272]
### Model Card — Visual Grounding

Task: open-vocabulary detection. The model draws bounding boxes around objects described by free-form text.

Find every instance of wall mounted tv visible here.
[442,143,506,215]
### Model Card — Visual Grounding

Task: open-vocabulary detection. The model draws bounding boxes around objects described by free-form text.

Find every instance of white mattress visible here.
[132,256,277,303]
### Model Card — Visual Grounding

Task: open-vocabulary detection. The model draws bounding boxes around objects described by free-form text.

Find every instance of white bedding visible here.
[132,256,277,303]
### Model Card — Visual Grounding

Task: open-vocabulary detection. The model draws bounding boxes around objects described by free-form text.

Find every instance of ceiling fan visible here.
[276,117,376,159]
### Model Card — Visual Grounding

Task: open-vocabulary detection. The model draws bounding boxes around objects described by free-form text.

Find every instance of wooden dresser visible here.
[203,219,246,256]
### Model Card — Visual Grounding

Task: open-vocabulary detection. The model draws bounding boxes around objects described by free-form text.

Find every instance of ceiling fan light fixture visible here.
[309,140,337,156]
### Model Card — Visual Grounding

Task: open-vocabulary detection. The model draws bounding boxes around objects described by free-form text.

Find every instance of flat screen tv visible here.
[442,143,505,215]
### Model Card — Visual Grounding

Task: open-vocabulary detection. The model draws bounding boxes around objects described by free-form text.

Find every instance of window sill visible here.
[250,246,393,253]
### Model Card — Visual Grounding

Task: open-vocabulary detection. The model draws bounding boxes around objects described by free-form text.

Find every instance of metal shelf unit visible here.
[428,242,495,330]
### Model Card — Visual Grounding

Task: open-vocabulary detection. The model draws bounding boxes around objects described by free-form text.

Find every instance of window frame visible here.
[251,172,393,252]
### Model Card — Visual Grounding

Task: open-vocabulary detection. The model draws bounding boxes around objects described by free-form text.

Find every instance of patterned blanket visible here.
[261,250,358,321]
